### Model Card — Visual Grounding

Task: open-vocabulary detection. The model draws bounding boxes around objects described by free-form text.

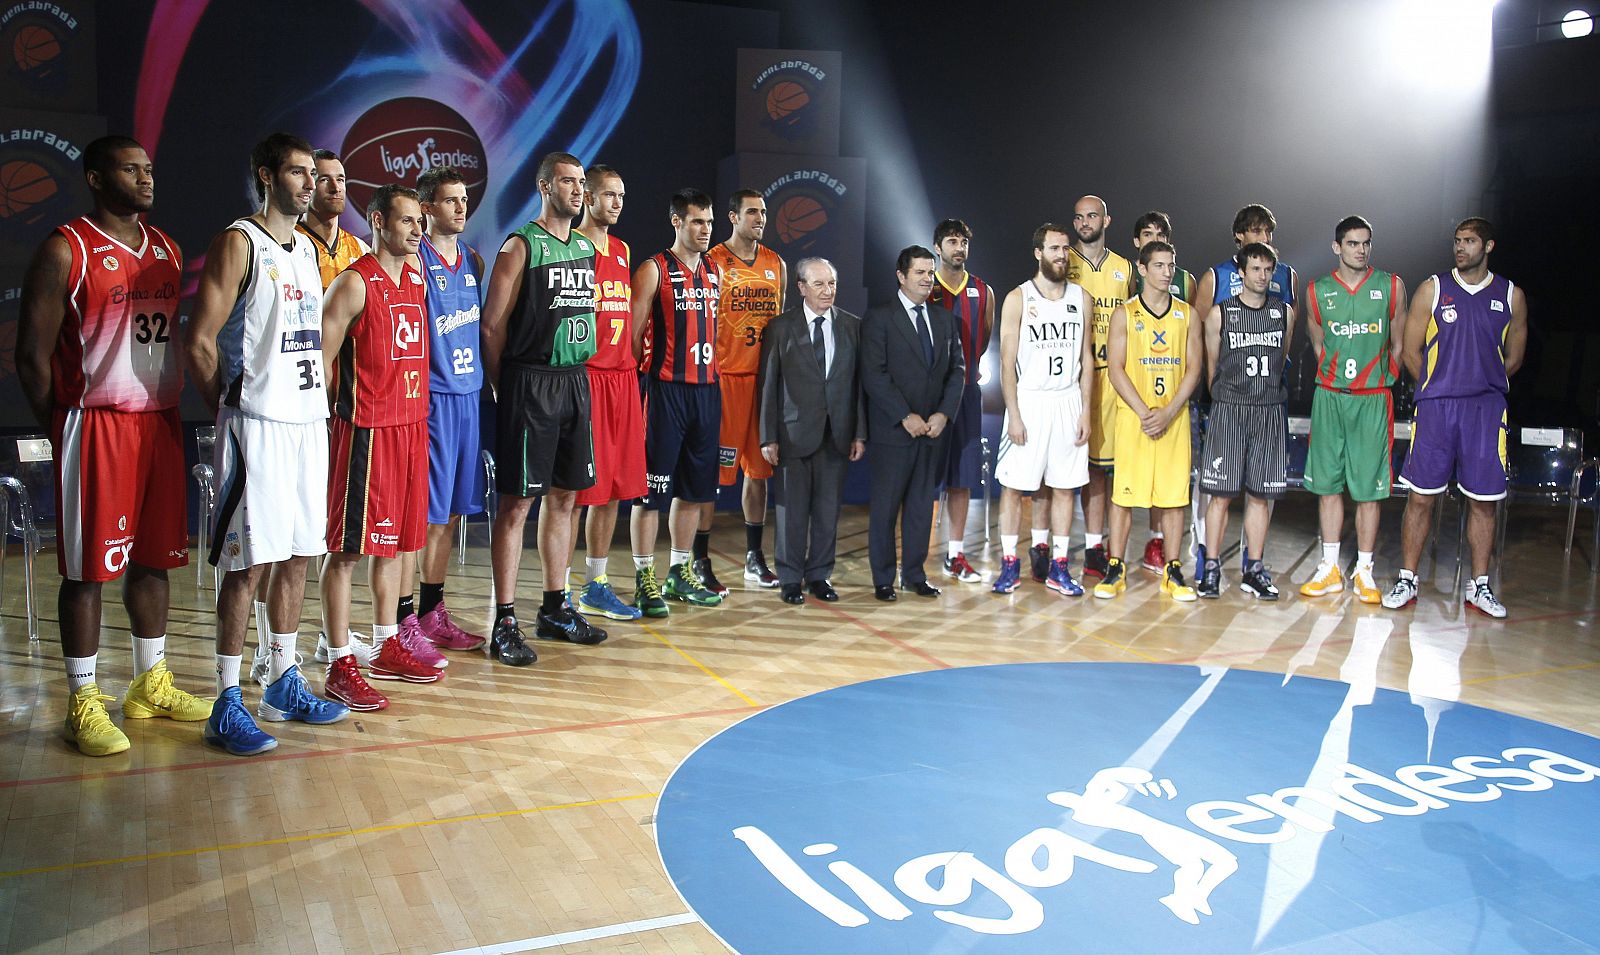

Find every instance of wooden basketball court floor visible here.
[1,495,1597,954]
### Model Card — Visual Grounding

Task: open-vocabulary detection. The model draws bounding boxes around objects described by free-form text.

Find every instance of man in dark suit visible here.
[758,257,866,604]
[860,246,967,599]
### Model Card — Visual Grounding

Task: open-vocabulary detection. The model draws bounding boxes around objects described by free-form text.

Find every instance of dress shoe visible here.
[808,580,839,602]
[909,580,941,598]
[874,585,898,602]
[781,584,805,605]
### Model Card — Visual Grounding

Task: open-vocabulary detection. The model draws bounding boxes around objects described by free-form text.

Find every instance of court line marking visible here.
[818,604,952,669]
[0,791,656,881]
[0,704,756,791]
[431,912,700,954]
[641,624,760,706]
[1463,659,1600,686]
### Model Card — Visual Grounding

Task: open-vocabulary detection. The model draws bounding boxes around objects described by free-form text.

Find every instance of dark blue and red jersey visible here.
[928,271,992,387]
[648,250,721,384]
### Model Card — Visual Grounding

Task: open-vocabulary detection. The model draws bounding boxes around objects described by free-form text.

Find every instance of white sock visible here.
[1150,531,1164,541]
[1399,568,1416,582]
[66,654,97,693]
[132,634,166,675]
[1357,551,1374,569]
[215,654,242,694]
[373,622,399,643]
[633,554,653,571]
[1323,542,1340,566]
[670,548,691,568]
[267,631,298,683]
[1030,528,1049,548]
[587,556,608,582]
[331,643,354,661]
[1001,534,1019,558]
[1085,532,1103,550]
[947,540,962,559]
[1052,535,1070,560]
[253,600,270,656]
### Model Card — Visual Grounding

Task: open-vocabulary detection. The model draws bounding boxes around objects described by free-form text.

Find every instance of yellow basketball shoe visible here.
[1299,561,1344,597]
[65,684,131,757]
[1162,561,1198,602]
[1351,565,1382,604]
[1093,558,1127,599]
[123,659,213,721]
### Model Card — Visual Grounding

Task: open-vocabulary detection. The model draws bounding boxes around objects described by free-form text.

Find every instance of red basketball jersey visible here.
[588,234,636,372]
[334,254,429,427]
[648,250,721,384]
[927,271,993,387]
[52,217,184,412]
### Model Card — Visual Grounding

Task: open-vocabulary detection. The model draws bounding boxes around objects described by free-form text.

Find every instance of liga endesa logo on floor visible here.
[656,663,1600,953]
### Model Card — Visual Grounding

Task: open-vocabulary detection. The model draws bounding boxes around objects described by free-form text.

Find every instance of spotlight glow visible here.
[1562,9,1594,37]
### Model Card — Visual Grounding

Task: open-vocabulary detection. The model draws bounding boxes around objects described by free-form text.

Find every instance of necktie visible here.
[913,304,934,365]
[812,315,827,375]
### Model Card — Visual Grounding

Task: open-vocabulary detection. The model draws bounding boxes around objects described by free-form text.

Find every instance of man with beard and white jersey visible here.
[1198,242,1294,600]
[1066,195,1136,583]
[187,133,351,755]
[990,224,1094,597]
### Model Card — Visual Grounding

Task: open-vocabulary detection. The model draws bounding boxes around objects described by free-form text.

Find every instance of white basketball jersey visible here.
[1014,279,1087,391]
[218,219,328,423]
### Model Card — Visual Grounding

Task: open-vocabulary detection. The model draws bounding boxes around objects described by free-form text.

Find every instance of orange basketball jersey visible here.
[708,242,784,375]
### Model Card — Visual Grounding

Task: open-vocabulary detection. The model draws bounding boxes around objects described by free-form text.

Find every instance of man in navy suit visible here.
[860,246,967,599]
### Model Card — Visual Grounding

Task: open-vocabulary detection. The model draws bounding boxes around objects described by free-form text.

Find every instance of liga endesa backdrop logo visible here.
[750,58,827,141]
[341,97,488,217]
[657,661,1600,953]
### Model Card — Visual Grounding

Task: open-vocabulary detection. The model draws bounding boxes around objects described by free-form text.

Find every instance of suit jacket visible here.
[758,306,865,459]
[859,298,967,446]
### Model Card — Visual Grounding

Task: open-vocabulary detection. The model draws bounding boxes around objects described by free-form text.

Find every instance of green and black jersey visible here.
[505,222,597,368]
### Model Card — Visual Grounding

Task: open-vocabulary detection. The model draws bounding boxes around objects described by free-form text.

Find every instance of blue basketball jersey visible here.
[1211,259,1297,307]
[419,235,483,394]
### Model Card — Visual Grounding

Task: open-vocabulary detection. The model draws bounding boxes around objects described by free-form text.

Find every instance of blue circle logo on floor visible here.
[656,662,1600,953]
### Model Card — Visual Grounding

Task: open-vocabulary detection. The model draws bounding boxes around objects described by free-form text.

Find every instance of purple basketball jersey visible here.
[1418,270,1514,400]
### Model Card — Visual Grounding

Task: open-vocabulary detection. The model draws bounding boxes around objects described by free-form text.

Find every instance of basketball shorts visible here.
[495,363,595,497]
[52,406,187,582]
[1111,401,1192,509]
[1200,401,1288,499]
[942,383,986,490]
[643,378,721,510]
[328,416,428,557]
[1400,393,1508,501]
[718,372,773,485]
[996,386,1089,493]
[577,366,647,507]
[1088,366,1116,468]
[211,409,328,571]
[1303,388,1394,503]
[426,390,484,524]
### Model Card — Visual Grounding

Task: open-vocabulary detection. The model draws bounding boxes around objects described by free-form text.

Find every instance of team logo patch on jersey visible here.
[616,255,627,268]
[719,446,738,467]
[766,269,777,280]
[1269,308,1282,319]
[153,246,168,260]
[1491,300,1505,312]
[966,286,978,297]
[1441,305,1458,324]
[1134,320,1145,333]
[409,271,423,285]
[1370,289,1383,300]
[1113,270,1126,281]
[266,260,279,281]
[434,275,448,291]
[577,239,590,251]
[464,274,477,287]
[101,255,118,271]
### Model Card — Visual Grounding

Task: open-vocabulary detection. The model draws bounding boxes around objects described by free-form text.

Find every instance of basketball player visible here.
[1130,211,1197,574]
[927,218,995,585]
[1384,218,1526,618]
[187,133,353,754]
[1194,204,1299,313]
[573,163,647,622]
[16,135,212,756]
[1094,241,1204,601]
[297,149,370,289]
[481,152,607,664]
[409,165,488,649]
[318,183,444,699]
[629,189,725,613]
[990,224,1094,597]
[703,189,787,593]
[1300,216,1408,603]
[1067,196,1137,582]
[1198,243,1294,600]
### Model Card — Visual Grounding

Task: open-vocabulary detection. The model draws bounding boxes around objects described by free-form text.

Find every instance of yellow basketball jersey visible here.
[1121,294,1191,409]
[1068,247,1136,371]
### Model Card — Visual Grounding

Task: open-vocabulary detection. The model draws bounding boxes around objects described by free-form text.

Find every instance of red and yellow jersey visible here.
[334,254,429,427]
[587,234,635,372]
[707,242,783,375]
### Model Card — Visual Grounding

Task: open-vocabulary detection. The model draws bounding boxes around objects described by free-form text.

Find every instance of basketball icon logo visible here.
[758,76,818,140]
[341,97,489,222]
[766,80,810,121]
[0,160,59,225]
[10,24,61,77]
[775,194,828,248]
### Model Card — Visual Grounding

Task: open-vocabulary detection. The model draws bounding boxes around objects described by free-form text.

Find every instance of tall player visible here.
[1095,241,1204,601]
[319,184,444,702]
[630,189,725,612]
[188,133,352,755]
[573,163,647,622]
[410,166,488,650]
[16,135,212,756]
[703,189,786,593]
[481,152,608,664]
[990,224,1094,597]
[927,218,994,585]
[1198,243,1293,600]
[1300,216,1408,603]
[1194,204,1298,312]
[1067,195,1137,582]
[1384,218,1526,618]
